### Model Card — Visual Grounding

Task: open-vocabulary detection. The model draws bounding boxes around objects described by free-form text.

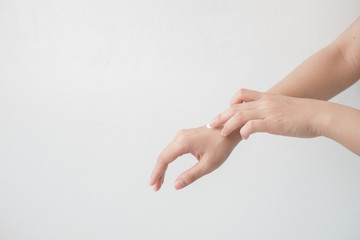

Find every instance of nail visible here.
[175,179,185,190]
[221,129,227,136]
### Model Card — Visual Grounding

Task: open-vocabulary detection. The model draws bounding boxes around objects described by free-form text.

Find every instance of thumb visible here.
[174,160,209,190]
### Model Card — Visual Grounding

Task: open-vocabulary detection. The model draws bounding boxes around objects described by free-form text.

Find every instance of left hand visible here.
[209,89,327,139]
[149,126,241,191]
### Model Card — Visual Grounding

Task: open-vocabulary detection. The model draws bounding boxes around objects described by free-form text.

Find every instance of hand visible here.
[149,126,241,191]
[210,89,327,139]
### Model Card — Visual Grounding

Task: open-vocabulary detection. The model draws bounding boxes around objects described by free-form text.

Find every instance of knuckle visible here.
[222,123,229,131]
[234,112,244,120]
[261,97,272,108]
[232,89,246,104]
[230,105,239,114]
[182,172,196,184]
[201,162,213,175]
[176,129,186,136]
[176,131,187,141]
[247,120,255,129]
[235,103,243,110]
[237,88,246,97]
[175,129,190,150]
[157,153,167,165]
[175,129,188,142]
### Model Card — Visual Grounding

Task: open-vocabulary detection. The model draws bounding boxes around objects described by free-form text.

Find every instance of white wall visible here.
[0,1,359,239]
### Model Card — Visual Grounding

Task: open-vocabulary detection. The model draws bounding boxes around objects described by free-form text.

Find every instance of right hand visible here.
[209,89,326,139]
[149,125,242,191]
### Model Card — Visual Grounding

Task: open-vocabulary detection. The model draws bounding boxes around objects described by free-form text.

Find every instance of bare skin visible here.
[149,16,360,191]
[212,89,360,157]
[149,127,241,191]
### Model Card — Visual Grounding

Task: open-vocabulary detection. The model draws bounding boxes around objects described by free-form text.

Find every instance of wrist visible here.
[313,101,335,138]
[227,127,243,144]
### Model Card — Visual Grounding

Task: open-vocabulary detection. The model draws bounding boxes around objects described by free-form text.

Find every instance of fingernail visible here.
[209,118,216,127]
[221,129,227,136]
[175,179,185,190]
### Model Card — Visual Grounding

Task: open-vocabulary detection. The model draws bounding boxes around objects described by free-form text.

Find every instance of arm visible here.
[209,17,360,154]
[150,17,360,191]
[149,126,241,191]
[320,102,360,156]
[266,17,360,99]
[212,89,360,156]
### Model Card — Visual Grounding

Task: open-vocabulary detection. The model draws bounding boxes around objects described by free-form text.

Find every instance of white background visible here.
[0,0,360,239]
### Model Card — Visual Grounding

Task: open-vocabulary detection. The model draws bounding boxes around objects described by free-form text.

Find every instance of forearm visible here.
[266,43,358,100]
[319,102,360,156]
[267,17,360,99]
[224,18,360,151]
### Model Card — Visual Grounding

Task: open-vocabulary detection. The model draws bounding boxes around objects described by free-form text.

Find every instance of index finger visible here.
[149,132,189,187]
[230,88,263,106]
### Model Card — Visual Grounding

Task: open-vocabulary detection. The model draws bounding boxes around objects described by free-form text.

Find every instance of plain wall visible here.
[0,0,360,239]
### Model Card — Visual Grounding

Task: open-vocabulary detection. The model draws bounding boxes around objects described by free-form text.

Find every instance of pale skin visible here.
[149,17,360,191]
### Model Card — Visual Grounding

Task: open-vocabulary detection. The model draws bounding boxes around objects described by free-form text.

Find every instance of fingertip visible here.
[174,179,185,190]
[148,179,154,186]
[148,176,157,186]
[209,118,217,128]
[240,129,248,140]
[221,129,228,137]
[149,175,160,187]
[153,182,162,191]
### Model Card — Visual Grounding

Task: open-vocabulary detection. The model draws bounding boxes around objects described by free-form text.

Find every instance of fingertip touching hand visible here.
[209,88,326,140]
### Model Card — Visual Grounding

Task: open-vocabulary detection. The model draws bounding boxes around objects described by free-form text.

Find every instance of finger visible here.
[240,119,268,140]
[221,110,261,137]
[210,102,257,128]
[153,171,165,191]
[230,88,263,106]
[149,132,189,186]
[174,159,209,190]
[209,107,237,128]
[149,163,167,187]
